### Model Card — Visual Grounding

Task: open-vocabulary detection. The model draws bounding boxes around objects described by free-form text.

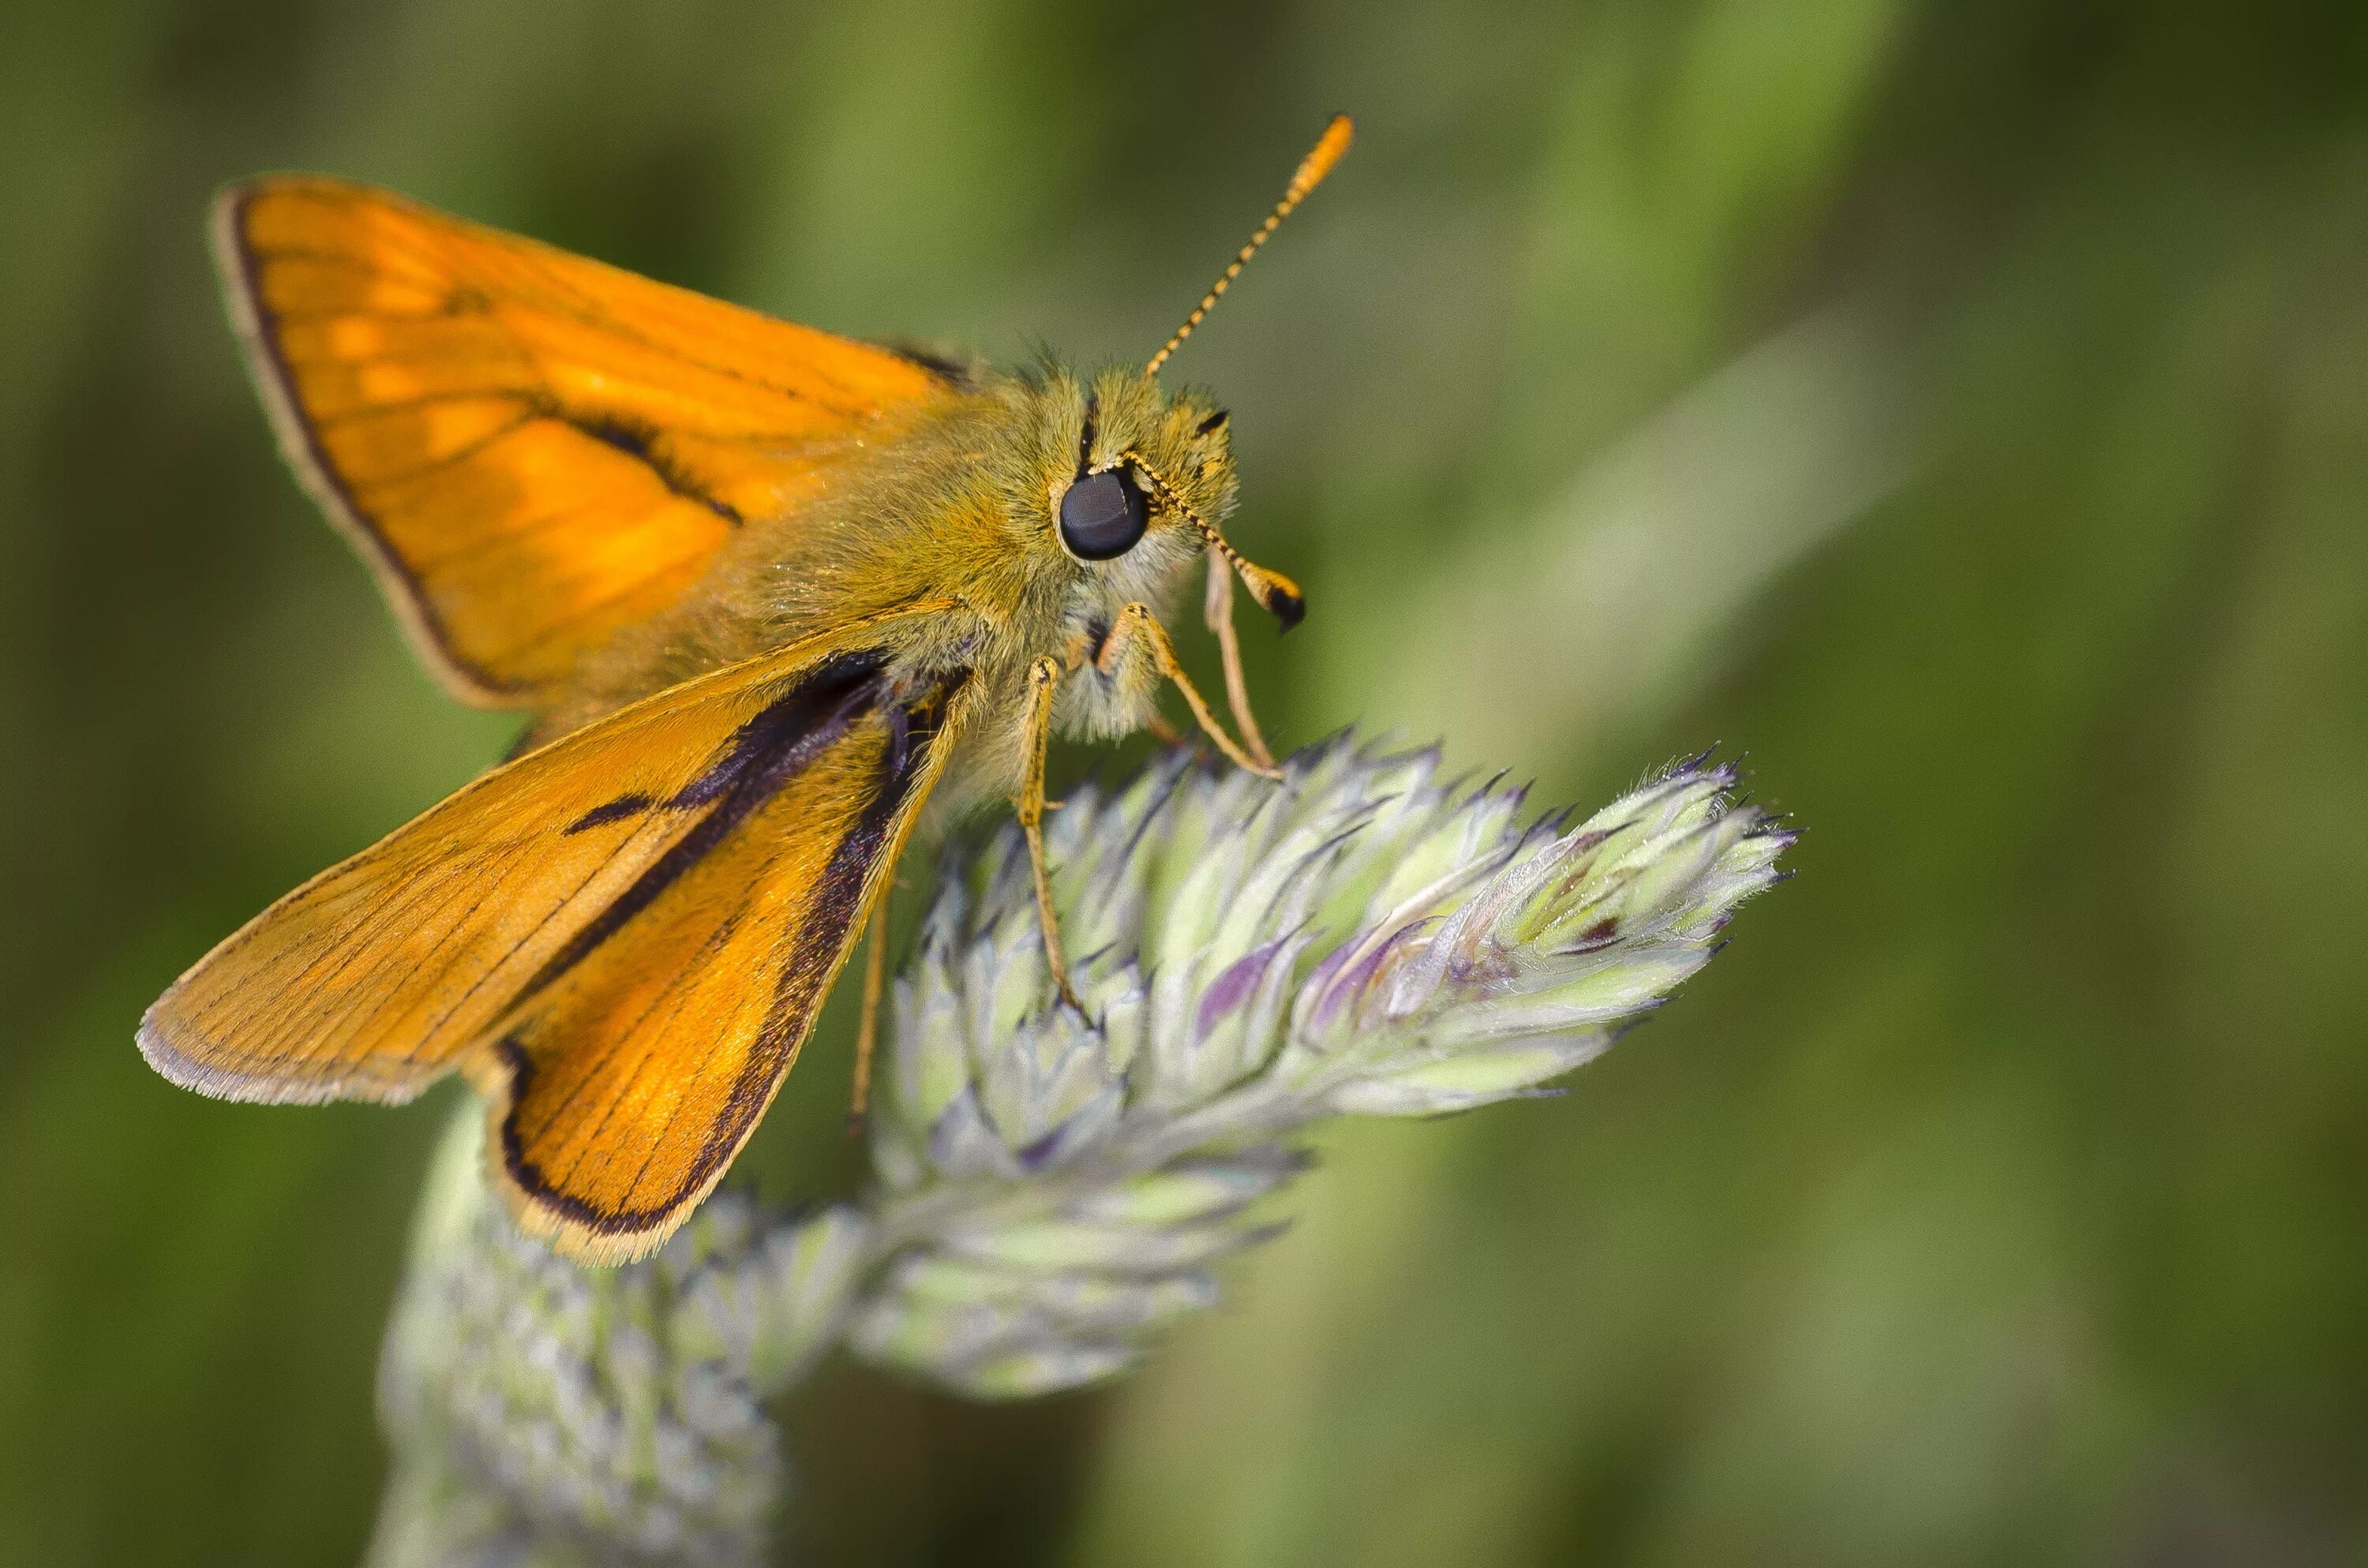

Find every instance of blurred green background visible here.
[6,0,2367,1562]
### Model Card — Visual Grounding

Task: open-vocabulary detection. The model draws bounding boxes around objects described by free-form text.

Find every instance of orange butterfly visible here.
[140,118,1353,1263]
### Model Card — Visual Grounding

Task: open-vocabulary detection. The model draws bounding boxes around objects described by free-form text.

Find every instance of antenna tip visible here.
[1144,112,1358,380]
[1242,562,1306,631]
[1293,115,1356,199]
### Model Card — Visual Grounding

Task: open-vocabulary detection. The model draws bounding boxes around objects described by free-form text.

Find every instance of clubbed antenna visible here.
[1123,449,1306,630]
[1144,114,1354,379]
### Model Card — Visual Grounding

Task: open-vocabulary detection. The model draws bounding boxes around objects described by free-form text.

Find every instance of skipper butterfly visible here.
[140,117,1354,1263]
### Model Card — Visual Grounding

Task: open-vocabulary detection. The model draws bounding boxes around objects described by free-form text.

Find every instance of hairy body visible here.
[552,365,1236,818]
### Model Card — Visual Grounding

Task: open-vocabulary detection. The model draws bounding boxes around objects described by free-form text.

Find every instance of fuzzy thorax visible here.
[552,362,1240,805]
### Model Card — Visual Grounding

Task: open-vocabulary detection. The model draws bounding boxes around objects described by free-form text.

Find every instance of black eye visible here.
[1058,468,1148,560]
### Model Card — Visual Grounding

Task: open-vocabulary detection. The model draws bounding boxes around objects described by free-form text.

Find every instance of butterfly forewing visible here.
[213,176,957,706]
[142,627,972,1262]
[481,663,967,1261]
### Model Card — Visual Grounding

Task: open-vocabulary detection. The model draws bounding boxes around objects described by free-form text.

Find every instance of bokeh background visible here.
[6,1,2366,1562]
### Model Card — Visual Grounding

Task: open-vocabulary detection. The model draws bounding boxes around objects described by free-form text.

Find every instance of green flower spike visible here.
[368,736,1793,1566]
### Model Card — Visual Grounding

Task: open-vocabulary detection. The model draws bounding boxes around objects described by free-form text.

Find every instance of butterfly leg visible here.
[1087,623,1185,747]
[1100,603,1283,780]
[1203,554,1277,770]
[847,885,890,1136]
[1016,653,1083,1012]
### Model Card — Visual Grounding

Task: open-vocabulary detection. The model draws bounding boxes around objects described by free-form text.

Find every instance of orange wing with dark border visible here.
[212,176,957,708]
[141,619,973,1263]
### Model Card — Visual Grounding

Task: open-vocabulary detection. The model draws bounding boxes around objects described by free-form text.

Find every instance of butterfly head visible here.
[1035,366,1300,633]
[1026,114,1350,634]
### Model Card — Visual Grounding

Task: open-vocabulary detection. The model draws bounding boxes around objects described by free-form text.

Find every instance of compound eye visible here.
[1058,468,1148,560]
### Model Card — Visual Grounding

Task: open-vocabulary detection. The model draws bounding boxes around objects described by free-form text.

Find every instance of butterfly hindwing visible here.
[141,627,973,1262]
[212,175,958,707]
